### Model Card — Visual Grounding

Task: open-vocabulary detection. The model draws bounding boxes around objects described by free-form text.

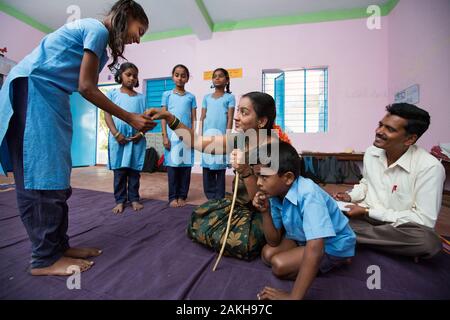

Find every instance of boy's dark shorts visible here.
[319,253,352,274]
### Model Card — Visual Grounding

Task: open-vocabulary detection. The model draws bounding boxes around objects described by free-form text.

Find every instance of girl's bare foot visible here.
[131,201,144,211]
[112,203,124,214]
[64,247,102,259]
[169,199,178,208]
[177,199,186,207]
[30,256,94,276]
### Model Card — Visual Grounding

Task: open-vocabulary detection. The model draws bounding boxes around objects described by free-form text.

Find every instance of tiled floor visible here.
[1,165,449,236]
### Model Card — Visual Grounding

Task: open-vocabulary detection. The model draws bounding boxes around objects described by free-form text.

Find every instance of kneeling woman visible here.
[147,92,289,260]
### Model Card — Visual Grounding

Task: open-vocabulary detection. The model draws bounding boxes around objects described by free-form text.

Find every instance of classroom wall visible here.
[0,12,46,62]
[2,1,448,175]
[2,10,388,172]
[387,0,450,151]
[99,17,390,156]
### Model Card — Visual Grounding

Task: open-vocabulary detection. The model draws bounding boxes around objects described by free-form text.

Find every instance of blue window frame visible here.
[145,77,175,133]
[262,68,328,133]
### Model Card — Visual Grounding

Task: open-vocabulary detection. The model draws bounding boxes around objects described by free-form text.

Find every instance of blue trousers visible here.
[202,168,226,200]
[113,168,140,203]
[167,166,191,202]
[6,77,71,269]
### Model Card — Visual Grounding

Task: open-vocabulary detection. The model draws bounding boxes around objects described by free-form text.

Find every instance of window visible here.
[262,68,328,133]
[145,77,175,133]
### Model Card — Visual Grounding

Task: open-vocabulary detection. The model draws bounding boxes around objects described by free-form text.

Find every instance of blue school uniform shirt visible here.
[269,176,356,257]
[0,18,109,189]
[161,90,196,167]
[107,89,146,171]
[201,93,235,170]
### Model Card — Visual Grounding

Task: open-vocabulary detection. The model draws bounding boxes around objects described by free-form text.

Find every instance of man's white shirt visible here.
[348,145,445,228]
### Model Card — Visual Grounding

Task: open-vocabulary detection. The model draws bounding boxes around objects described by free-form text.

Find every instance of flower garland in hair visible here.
[272,124,291,144]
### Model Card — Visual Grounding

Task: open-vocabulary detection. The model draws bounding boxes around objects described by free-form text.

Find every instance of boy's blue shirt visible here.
[269,176,356,257]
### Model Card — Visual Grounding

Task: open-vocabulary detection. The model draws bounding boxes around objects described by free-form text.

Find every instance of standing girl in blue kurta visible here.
[104,62,146,214]
[161,64,197,208]
[0,0,155,276]
[199,68,235,200]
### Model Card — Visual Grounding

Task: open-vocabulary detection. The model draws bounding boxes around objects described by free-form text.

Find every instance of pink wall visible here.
[388,0,450,151]
[100,17,390,155]
[0,12,46,62]
[3,0,448,160]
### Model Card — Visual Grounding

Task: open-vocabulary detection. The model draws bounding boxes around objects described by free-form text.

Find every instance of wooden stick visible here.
[212,172,240,271]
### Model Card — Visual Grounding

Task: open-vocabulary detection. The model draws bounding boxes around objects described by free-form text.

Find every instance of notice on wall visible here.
[203,68,243,80]
[394,84,420,104]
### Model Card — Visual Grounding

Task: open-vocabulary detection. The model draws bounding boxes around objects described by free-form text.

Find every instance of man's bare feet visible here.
[131,201,144,211]
[177,199,186,207]
[169,199,178,208]
[64,247,102,259]
[30,256,94,276]
[112,203,124,214]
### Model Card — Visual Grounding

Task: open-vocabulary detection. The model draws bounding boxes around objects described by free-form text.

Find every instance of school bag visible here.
[340,161,362,184]
[142,147,159,173]
[318,156,343,184]
[157,154,167,172]
[301,156,323,184]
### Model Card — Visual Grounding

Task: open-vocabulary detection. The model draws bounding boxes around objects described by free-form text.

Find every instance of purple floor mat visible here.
[0,188,449,300]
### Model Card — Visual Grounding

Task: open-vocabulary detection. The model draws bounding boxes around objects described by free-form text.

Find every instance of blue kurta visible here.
[201,93,235,170]
[0,18,109,190]
[107,89,146,171]
[162,90,196,167]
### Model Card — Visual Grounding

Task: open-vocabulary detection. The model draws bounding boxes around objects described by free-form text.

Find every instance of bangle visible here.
[169,117,180,130]
[113,131,121,138]
[139,131,145,138]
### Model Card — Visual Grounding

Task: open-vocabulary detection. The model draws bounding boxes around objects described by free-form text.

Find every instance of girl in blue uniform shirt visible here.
[104,62,146,214]
[0,0,155,276]
[161,64,197,208]
[199,68,235,200]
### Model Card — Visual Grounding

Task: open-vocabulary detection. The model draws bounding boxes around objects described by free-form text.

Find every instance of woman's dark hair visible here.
[213,68,231,93]
[115,62,139,87]
[386,103,430,139]
[242,92,276,132]
[107,0,149,69]
[172,64,190,80]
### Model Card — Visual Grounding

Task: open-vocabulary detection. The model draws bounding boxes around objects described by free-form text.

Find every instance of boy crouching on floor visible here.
[252,141,356,300]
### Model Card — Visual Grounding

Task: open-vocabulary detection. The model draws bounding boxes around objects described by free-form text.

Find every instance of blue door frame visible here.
[70,92,97,167]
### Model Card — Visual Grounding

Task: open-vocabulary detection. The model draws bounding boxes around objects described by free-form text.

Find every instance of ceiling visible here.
[0,0,396,41]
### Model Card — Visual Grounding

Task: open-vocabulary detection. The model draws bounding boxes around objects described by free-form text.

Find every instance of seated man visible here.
[335,103,445,259]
